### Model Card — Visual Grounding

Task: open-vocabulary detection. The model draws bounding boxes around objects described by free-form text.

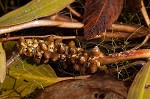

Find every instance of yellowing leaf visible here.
[1,59,58,97]
[0,0,75,27]
[127,61,150,99]
[0,42,6,83]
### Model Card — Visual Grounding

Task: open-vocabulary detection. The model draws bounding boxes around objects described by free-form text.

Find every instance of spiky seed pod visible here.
[73,64,80,71]
[68,40,76,47]
[50,52,60,62]
[39,42,48,51]
[91,46,101,57]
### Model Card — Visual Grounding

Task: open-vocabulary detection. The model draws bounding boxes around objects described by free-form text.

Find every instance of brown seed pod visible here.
[43,51,51,59]
[43,51,51,63]
[91,46,101,57]
[50,52,60,62]
[44,36,54,45]
[66,56,76,65]
[60,54,66,62]
[39,42,48,51]
[73,64,80,71]
[19,37,25,43]
[68,40,76,47]
[78,55,86,65]
[55,39,62,46]
[34,51,42,64]
[47,42,55,52]
[68,47,77,55]
[57,44,66,54]
[89,63,98,73]
[26,39,33,47]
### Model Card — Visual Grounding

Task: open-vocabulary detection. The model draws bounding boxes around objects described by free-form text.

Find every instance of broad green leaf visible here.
[3,41,16,59]
[127,61,150,99]
[0,42,6,83]
[0,0,75,27]
[1,59,59,97]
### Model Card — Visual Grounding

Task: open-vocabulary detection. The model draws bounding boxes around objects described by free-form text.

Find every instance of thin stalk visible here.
[141,0,150,28]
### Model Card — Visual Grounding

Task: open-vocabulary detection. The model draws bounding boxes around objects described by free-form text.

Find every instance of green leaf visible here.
[1,59,59,97]
[3,41,16,59]
[127,61,150,99]
[0,0,75,27]
[0,42,6,83]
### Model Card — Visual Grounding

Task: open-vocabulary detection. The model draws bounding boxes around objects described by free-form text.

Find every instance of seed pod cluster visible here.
[16,37,105,74]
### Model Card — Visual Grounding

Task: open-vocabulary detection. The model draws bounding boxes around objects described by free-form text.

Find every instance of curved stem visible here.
[141,0,150,28]
[99,49,150,65]
[0,20,84,35]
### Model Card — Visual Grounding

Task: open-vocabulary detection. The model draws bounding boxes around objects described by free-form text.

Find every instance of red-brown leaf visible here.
[125,0,142,13]
[83,0,124,39]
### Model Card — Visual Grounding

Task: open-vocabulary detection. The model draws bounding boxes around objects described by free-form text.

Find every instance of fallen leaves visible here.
[36,74,127,99]
[83,0,124,39]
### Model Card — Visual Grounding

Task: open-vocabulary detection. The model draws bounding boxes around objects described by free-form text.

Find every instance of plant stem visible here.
[67,6,81,18]
[0,20,84,35]
[99,49,150,65]
[1,31,146,42]
[141,0,150,28]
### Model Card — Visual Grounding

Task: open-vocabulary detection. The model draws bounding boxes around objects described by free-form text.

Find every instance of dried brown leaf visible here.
[125,0,142,13]
[83,0,124,39]
[36,74,127,99]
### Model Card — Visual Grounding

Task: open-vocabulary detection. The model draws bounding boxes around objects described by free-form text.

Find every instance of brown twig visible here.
[0,20,84,35]
[1,31,146,42]
[50,13,78,22]
[141,0,150,28]
[130,35,149,50]
[111,24,150,35]
[110,60,146,73]
[67,6,81,18]
[58,75,91,81]
[99,49,150,65]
